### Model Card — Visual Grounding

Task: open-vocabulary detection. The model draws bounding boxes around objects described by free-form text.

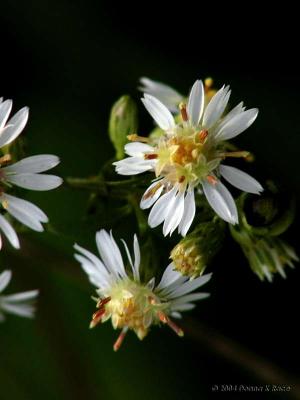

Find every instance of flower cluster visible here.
[0,77,297,354]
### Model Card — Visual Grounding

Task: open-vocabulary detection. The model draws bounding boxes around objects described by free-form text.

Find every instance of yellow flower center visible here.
[91,279,168,340]
[169,136,202,166]
[171,243,203,278]
[151,127,220,188]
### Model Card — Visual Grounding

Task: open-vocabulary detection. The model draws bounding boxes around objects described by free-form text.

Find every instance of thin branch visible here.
[184,317,300,400]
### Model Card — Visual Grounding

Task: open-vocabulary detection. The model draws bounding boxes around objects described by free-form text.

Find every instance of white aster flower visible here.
[0,269,39,321]
[114,80,263,236]
[0,97,63,249]
[74,229,211,350]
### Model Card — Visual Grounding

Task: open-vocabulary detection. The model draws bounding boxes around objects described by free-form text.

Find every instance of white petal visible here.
[2,194,48,232]
[0,107,29,148]
[220,165,263,194]
[156,262,182,291]
[187,80,204,127]
[74,253,110,288]
[163,190,185,236]
[282,243,299,261]
[167,273,212,299]
[158,275,187,297]
[202,180,238,224]
[139,77,182,112]
[170,311,182,319]
[171,303,195,312]
[140,180,164,209]
[2,155,61,174]
[74,243,110,277]
[148,186,177,228]
[124,142,154,157]
[215,108,258,141]
[0,100,13,129]
[115,166,153,175]
[171,292,210,305]
[0,214,20,249]
[7,173,63,191]
[114,157,154,175]
[270,249,286,279]
[0,302,35,318]
[0,270,12,293]
[133,234,141,281]
[262,265,273,282]
[121,238,136,279]
[202,86,230,129]
[3,290,39,302]
[178,189,196,236]
[95,230,126,278]
[109,231,127,278]
[142,94,175,130]
[213,102,245,136]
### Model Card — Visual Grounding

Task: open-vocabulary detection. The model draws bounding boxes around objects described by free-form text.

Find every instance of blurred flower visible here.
[74,229,211,350]
[114,80,262,236]
[230,187,298,281]
[0,98,63,249]
[232,229,298,282]
[0,270,39,321]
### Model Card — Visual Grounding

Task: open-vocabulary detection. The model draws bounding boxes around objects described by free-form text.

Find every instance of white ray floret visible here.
[139,77,184,113]
[74,229,211,350]
[0,270,39,321]
[114,79,262,235]
[0,97,63,249]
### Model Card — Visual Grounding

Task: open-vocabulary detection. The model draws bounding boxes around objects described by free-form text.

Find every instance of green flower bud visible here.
[170,219,225,278]
[231,182,298,281]
[109,96,138,160]
[231,226,298,282]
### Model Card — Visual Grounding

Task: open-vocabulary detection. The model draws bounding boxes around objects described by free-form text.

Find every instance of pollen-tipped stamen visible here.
[220,151,250,159]
[204,77,213,91]
[113,327,129,351]
[1,200,8,210]
[179,103,188,122]
[0,154,12,166]
[206,175,218,185]
[127,134,149,143]
[89,308,106,328]
[142,181,163,200]
[89,297,111,329]
[199,130,208,144]
[158,311,184,337]
[144,153,158,160]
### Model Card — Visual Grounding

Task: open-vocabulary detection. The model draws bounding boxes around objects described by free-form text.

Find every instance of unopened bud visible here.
[170,220,225,278]
[109,95,138,160]
[231,227,298,282]
[231,182,298,281]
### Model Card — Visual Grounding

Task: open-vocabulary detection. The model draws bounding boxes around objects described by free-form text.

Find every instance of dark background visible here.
[0,2,299,400]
